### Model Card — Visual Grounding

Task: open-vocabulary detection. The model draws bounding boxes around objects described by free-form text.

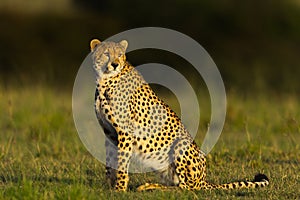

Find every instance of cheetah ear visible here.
[90,39,101,52]
[119,40,128,51]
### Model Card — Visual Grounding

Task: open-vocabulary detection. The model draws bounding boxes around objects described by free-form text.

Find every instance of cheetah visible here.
[90,39,269,191]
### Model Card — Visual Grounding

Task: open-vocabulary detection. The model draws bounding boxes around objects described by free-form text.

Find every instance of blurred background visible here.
[0,0,299,94]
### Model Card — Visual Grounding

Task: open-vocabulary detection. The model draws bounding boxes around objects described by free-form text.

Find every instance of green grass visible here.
[0,85,299,199]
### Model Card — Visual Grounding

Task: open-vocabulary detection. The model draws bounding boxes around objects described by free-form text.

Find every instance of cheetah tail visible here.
[205,173,269,190]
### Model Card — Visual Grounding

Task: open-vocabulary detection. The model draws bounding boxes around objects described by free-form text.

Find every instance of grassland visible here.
[0,85,299,199]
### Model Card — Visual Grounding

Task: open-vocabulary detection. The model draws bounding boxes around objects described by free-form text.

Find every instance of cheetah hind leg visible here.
[137,183,178,192]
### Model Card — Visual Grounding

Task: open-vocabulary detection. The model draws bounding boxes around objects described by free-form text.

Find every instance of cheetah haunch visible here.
[90,39,269,191]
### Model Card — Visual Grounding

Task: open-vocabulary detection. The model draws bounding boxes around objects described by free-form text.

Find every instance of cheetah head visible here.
[90,39,128,79]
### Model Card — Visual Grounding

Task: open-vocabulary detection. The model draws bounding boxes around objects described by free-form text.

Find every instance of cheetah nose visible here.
[111,62,119,69]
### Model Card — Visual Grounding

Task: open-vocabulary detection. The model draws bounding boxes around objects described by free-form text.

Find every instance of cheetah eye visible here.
[104,52,110,57]
[118,53,123,58]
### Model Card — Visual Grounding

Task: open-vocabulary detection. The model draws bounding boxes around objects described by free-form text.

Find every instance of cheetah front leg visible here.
[114,132,133,191]
[102,119,133,191]
[98,90,133,191]
[101,119,133,191]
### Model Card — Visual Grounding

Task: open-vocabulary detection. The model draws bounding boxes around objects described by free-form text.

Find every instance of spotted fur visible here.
[90,39,269,191]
